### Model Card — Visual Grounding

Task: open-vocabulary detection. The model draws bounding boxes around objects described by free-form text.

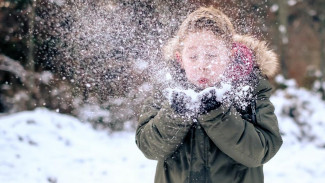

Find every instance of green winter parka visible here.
[135,35,283,183]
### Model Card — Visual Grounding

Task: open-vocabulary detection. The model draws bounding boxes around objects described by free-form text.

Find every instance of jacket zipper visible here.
[251,99,257,125]
[205,127,209,183]
[188,121,196,183]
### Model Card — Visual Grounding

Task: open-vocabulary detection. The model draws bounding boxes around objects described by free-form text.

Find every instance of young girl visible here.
[136,6,282,183]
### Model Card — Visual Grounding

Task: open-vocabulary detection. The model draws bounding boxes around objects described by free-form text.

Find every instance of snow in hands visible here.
[163,82,232,115]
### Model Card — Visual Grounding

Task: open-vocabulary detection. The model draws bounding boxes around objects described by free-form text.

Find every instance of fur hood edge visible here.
[233,34,279,78]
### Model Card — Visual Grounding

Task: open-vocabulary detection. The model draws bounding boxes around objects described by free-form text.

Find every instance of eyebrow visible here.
[188,45,218,50]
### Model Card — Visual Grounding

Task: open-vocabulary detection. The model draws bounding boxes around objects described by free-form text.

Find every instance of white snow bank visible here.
[265,142,325,183]
[272,76,325,146]
[0,108,156,183]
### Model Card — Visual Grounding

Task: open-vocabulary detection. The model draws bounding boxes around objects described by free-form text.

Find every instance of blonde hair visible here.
[163,6,236,61]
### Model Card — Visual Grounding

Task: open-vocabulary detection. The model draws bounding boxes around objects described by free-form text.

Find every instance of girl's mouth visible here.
[198,78,209,84]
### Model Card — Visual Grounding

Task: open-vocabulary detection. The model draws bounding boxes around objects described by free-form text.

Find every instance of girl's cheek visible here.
[188,71,197,79]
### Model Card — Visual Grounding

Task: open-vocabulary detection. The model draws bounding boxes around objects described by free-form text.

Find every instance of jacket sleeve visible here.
[198,77,283,167]
[135,97,193,161]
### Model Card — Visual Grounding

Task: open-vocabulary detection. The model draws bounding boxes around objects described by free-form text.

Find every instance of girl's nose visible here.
[198,64,208,71]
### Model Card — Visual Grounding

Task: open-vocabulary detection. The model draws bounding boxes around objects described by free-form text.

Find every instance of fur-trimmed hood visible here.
[233,34,279,78]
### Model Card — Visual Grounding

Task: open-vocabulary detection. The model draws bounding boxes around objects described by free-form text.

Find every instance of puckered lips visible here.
[198,78,209,84]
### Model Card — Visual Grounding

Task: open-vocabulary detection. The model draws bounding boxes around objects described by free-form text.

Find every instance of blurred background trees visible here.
[1,0,325,130]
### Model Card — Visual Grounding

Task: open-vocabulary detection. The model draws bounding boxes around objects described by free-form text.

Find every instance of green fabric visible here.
[136,99,193,160]
[135,76,283,183]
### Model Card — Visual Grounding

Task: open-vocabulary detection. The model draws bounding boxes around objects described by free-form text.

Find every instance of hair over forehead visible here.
[163,6,235,61]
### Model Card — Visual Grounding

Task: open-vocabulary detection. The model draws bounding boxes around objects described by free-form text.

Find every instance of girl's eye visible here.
[189,55,198,60]
[206,54,217,58]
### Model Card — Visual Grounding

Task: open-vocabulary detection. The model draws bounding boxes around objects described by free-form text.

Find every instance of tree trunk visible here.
[26,0,37,109]
[27,0,36,72]
[278,0,289,78]
[320,21,325,100]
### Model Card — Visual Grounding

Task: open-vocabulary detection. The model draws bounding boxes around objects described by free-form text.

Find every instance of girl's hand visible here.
[199,89,221,114]
[170,91,191,115]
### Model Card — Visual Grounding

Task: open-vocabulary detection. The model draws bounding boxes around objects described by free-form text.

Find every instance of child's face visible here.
[177,30,231,89]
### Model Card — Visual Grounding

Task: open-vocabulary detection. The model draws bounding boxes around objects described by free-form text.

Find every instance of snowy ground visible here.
[0,109,156,183]
[1,87,325,183]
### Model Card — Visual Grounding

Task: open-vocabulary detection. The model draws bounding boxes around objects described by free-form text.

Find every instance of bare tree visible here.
[317,4,325,99]
[277,0,289,78]
[26,0,38,108]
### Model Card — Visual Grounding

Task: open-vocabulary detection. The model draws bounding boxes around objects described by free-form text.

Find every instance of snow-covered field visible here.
[0,109,156,183]
[1,84,325,183]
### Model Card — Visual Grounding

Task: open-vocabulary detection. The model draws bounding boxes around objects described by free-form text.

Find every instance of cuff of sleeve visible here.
[197,105,231,123]
[154,101,192,128]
